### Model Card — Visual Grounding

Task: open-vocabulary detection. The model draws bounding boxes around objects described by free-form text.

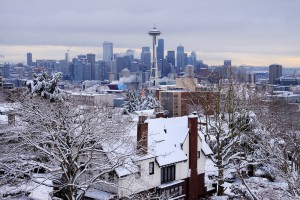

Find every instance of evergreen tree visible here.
[123,89,161,113]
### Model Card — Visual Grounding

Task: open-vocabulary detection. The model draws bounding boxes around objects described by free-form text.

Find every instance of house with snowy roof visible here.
[96,113,213,200]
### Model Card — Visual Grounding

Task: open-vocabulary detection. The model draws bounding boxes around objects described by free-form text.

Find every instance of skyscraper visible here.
[3,64,10,78]
[27,52,33,66]
[157,39,164,61]
[176,45,185,72]
[189,51,197,66]
[72,58,84,81]
[141,47,151,68]
[87,53,96,80]
[0,65,3,90]
[72,55,92,81]
[126,49,134,61]
[166,51,175,66]
[269,64,282,84]
[224,60,231,67]
[103,41,113,62]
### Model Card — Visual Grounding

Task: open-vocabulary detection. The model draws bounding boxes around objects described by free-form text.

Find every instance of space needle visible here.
[148,26,161,87]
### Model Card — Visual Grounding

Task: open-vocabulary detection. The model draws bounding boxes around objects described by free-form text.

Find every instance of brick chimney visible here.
[188,115,199,200]
[137,115,148,154]
[154,107,167,118]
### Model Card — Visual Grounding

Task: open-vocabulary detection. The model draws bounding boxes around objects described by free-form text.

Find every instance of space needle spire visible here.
[148,26,161,87]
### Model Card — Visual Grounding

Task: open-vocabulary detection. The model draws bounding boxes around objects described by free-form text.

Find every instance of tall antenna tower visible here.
[148,26,161,87]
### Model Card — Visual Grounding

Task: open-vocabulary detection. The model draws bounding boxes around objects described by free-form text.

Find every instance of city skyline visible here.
[1,0,300,67]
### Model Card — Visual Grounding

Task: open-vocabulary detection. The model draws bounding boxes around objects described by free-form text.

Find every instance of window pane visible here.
[149,162,154,174]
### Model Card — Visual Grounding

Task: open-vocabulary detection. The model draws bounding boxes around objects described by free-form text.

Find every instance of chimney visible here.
[188,115,199,199]
[137,115,148,154]
[154,107,167,118]
[155,112,164,118]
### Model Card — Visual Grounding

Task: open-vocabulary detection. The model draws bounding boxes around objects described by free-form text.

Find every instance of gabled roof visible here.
[147,116,189,166]
[114,115,214,176]
[146,116,213,166]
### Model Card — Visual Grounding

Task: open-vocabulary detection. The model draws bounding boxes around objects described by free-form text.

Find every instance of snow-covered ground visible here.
[0,177,52,200]
[221,176,291,199]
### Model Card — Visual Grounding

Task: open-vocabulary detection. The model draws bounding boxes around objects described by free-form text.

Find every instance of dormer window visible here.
[161,165,175,184]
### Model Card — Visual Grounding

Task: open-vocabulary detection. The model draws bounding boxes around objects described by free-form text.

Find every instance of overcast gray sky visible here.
[1,0,300,67]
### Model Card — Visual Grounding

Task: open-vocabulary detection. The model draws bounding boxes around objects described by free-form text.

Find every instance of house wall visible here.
[118,157,190,198]
[118,157,160,197]
[182,134,206,175]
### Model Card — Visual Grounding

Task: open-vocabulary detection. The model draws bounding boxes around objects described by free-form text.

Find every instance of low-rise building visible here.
[158,90,217,117]
[70,92,115,106]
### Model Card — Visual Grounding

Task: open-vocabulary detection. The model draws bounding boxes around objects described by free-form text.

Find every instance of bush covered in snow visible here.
[255,165,277,182]
[23,71,64,101]
[123,89,161,113]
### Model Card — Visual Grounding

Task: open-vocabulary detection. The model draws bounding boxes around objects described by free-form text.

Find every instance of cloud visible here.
[0,0,300,67]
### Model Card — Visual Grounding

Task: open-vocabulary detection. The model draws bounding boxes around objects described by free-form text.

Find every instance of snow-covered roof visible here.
[0,115,8,124]
[140,116,212,167]
[134,109,154,116]
[147,116,189,166]
[158,180,184,189]
[85,188,115,200]
[0,177,53,200]
[205,158,218,177]
[0,103,18,113]
[113,115,213,176]
[114,158,140,177]
[71,92,112,96]
[200,133,213,155]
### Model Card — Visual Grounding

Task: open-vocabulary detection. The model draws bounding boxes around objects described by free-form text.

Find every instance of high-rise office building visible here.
[224,60,231,67]
[94,60,105,80]
[269,64,282,84]
[0,65,3,90]
[176,45,185,71]
[189,51,197,66]
[126,49,134,61]
[3,64,10,78]
[141,47,151,68]
[103,41,113,62]
[157,39,164,61]
[27,52,33,66]
[87,53,96,80]
[83,63,92,80]
[72,58,84,81]
[72,55,92,81]
[166,51,175,66]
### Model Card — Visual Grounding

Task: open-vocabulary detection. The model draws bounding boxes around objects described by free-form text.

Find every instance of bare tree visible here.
[0,73,139,199]
[251,99,300,198]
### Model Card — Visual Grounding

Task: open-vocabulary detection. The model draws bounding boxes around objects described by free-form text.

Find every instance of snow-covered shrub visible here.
[255,165,277,182]
[123,89,161,113]
[23,71,64,101]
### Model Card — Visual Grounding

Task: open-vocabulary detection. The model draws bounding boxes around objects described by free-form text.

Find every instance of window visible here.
[149,162,154,175]
[135,165,141,179]
[197,151,200,158]
[179,185,182,195]
[161,165,176,184]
